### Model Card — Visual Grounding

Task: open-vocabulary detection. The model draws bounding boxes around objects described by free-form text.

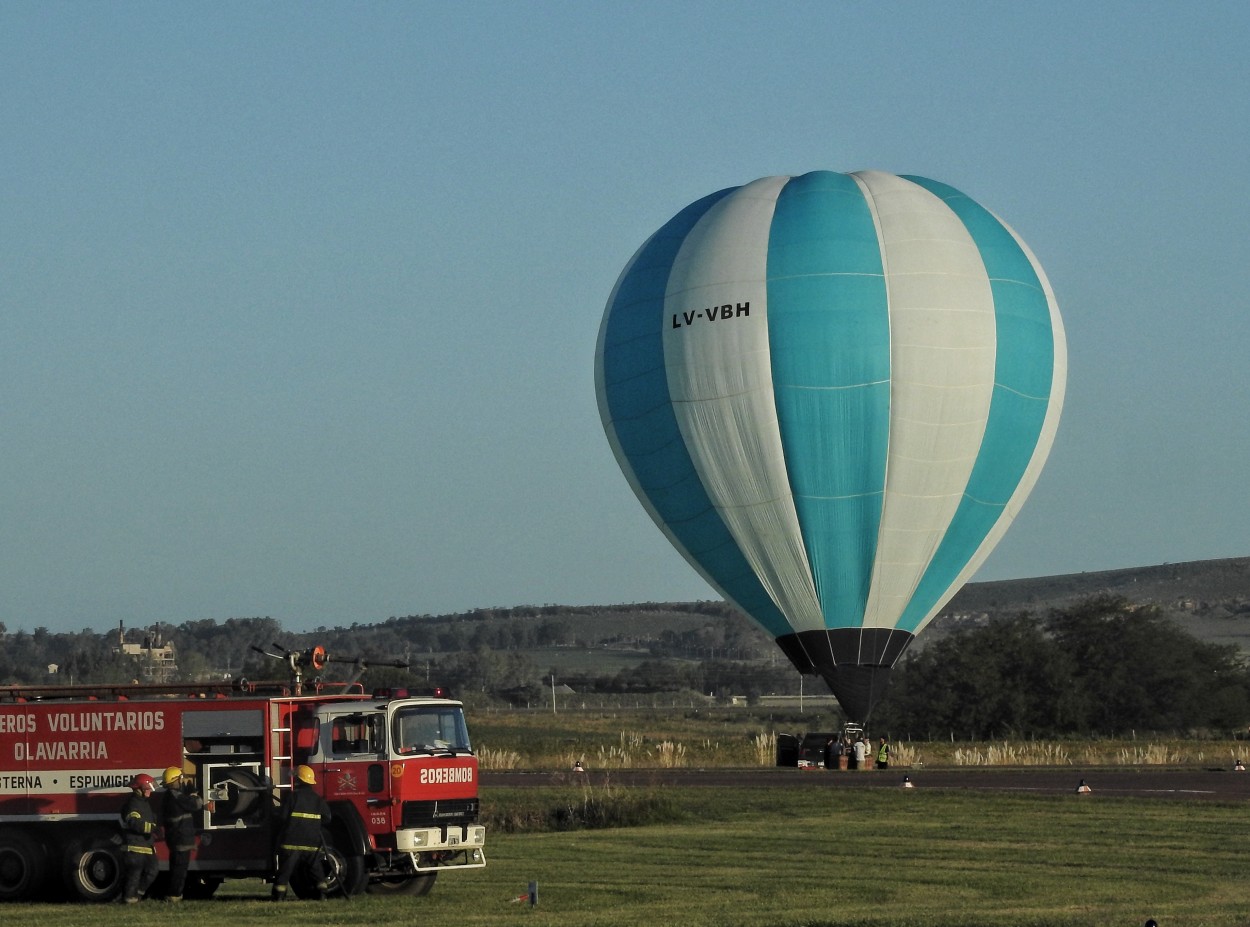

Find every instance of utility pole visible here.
[550,674,557,714]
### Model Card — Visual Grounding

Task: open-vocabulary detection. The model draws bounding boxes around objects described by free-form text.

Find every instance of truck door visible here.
[319,711,389,833]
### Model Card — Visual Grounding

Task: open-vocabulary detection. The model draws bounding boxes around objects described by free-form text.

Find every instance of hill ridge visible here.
[931,555,1250,649]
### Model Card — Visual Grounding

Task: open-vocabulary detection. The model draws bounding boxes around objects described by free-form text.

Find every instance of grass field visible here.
[6,709,1246,925]
[4,786,1248,927]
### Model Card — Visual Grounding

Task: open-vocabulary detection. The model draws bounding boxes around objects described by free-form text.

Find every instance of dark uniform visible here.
[120,781,159,902]
[161,775,203,901]
[271,778,332,901]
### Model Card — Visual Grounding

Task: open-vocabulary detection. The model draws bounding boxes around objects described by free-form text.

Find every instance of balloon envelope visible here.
[594,170,1066,723]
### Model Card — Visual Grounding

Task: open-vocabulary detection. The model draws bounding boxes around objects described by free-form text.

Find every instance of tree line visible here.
[3,595,1248,736]
[873,595,1250,737]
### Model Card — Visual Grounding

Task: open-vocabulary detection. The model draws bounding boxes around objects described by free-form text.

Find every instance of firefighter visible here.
[160,765,203,902]
[271,764,332,901]
[119,773,159,903]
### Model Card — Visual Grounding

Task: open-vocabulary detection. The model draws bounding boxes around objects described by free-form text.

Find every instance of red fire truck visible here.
[0,646,485,902]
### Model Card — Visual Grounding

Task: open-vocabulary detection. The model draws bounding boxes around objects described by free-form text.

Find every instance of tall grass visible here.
[750,729,775,765]
[476,745,522,769]
[473,710,1249,770]
[888,739,919,767]
[1118,742,1185,765]
[953,741,1074,766]
[479,727,751,770]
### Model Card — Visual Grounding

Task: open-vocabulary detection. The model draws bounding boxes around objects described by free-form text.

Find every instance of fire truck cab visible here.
[0,659,485,902]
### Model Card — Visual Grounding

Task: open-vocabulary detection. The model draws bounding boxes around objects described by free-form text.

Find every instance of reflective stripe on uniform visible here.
[126,812,154,833]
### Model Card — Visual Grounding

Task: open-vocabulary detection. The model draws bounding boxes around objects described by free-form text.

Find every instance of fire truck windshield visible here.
[392,704,473,756]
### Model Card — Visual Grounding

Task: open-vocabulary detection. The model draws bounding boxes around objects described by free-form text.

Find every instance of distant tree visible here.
[1047,595,1250,733]
[875,596,1250,737]
[877,614,1075,738]
[536,619,568,647]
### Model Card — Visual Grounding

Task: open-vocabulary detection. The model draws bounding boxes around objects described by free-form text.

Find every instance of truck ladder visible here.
[269,700,296,791]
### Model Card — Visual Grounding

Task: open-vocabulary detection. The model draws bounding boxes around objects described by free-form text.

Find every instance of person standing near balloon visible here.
[876,737,890,770]
[823,735,840,771]
[853,736,867,770]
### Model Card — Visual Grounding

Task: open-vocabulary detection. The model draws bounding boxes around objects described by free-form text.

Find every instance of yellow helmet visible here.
[162,766,184,786]
[296,765,316,785]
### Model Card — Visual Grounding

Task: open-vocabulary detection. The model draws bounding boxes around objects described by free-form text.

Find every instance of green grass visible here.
[5,786,1249,926]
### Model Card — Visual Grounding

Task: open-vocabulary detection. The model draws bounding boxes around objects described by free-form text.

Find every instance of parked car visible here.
[797,732,839,769]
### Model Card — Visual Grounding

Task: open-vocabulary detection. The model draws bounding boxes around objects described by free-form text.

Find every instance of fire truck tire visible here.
[331,847,368,897]
[0,830,48,901]
[62,838,124,902]
[367,871,437,897]
[292,846,366,899]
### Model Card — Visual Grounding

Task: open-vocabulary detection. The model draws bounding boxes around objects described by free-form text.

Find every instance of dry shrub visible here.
[953,742,1073,766]
[476,745,522,769]
[1117,743,1183,765]
[752,730,776,766]
[651,740,686,767]
[890,741,919,767]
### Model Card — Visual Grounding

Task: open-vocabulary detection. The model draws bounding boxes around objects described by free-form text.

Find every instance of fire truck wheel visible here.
[0,830,47,901]
[62,838,124,902]
[292,846,366,899]
[331,848,368,897]
[367,871,437,897]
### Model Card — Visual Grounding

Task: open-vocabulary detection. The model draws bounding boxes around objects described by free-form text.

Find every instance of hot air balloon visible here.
[594,170,1066,724]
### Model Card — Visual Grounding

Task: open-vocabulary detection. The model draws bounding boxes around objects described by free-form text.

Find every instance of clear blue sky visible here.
[3,2,1247,634]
